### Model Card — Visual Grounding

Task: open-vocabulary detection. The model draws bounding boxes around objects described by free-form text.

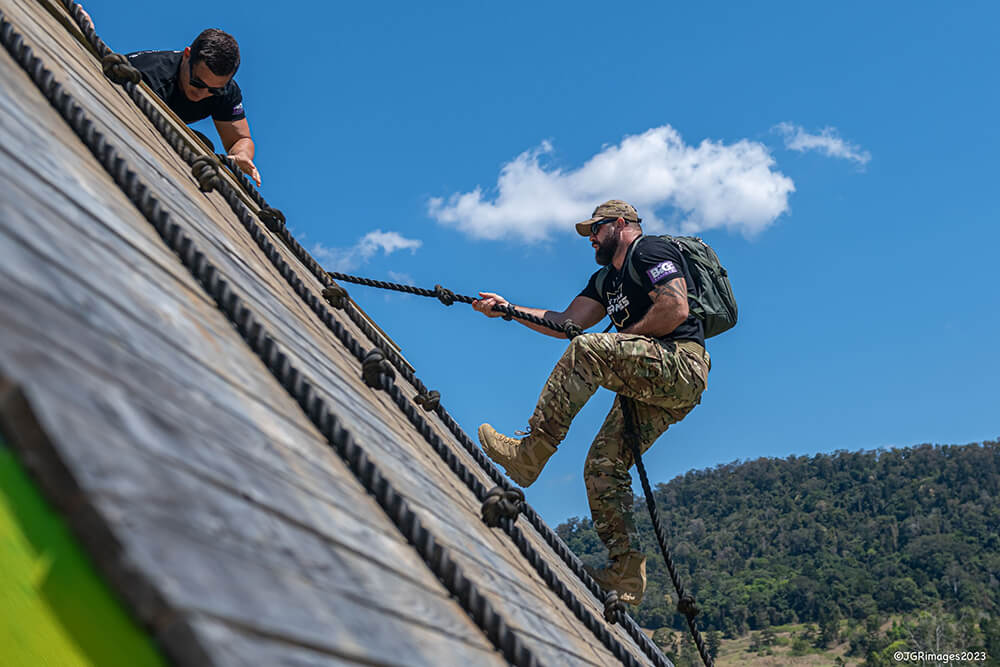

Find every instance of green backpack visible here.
[595,235,738,339]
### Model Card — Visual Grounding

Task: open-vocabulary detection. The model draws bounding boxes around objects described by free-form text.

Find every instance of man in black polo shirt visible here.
[127,29,261,186]
[472,200,711,605]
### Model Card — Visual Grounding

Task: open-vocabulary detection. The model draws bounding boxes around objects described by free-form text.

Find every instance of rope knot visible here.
[602,591,626,624]
[480,486,524,527]
[563,319,583,339]
[433,284,456,306]
[414,390,440,412]
[361,349,395,389]
[322,284,349,309]
[677,594,700,619]
[190,156,221,193]
[100,53,140,85]
[258,207,286,232]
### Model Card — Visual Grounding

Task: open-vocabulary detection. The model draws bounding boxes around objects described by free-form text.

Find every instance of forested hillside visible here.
[556,440,1000,657]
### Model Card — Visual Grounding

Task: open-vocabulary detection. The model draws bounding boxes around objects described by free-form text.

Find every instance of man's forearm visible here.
[505,305,573,339]
[226,136,254,159]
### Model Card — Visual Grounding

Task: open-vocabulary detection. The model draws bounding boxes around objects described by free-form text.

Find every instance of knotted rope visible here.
[480,486,525,527]
[325,271,582,339]
[190,156,221,193]
[603,591,627,624]
[99,52,139,84]
[621,396,713,666]
[361,349,395,389]
[257,206,285,232]
[413,390,440,411]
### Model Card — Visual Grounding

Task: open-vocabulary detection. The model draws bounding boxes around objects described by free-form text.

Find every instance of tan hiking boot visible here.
[477,424,556,487]
[585,551,647,605]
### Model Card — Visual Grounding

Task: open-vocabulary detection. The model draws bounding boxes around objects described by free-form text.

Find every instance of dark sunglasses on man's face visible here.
[590,218,618,236]
[188,60,226,96]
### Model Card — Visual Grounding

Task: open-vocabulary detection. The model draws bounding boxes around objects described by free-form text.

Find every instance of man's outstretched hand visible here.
[228,152,261,186]
[473,292,510,318]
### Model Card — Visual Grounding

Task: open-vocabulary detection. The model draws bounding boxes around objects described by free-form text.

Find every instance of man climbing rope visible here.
[473,200,711,606]
[123,29,260,185]
[84,24,260,187]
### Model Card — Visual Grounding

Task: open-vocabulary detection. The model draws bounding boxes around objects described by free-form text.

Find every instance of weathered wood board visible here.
[0,0,656,664]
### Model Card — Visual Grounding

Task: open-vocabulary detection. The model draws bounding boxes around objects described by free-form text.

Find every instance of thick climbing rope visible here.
[621,398,713,666]
[0,12,540,666]
[46,4,675,664]
[324,271,585,339]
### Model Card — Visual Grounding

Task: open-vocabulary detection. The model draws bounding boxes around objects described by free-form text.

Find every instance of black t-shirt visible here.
[579,235,705,347]
[125,50,246,124]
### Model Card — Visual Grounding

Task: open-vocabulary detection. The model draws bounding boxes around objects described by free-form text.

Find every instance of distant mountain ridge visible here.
[556,440,1000,635]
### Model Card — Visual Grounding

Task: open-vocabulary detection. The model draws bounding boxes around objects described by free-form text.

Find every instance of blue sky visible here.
[83,1,999,526]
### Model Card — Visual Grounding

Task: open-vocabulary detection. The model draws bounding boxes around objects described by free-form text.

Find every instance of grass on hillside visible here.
[655,622,857,666]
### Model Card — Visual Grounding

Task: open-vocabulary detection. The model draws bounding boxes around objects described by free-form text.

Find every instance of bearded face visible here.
[593,226,619,266]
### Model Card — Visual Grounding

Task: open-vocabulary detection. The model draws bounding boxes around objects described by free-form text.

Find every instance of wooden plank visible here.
[42,405,495,651]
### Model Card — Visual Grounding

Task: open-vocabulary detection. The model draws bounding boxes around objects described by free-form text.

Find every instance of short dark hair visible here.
[190,29,240,77]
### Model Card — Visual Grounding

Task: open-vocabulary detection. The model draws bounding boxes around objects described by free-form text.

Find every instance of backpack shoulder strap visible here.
[624,235,644,286]
[593,265,612,297]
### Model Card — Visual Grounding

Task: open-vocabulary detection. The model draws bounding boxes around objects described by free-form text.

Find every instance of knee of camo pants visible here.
[585,453,640,558]
[527,333,612,443]
[557,333,613,399]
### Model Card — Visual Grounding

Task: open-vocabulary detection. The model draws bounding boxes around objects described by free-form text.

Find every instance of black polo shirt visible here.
[125,50,246,124]
[579,235,705,347]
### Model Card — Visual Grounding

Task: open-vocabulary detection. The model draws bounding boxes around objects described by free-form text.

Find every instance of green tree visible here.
[554,441,1000,635]
[817,616,840,648]
[705,630,721,660]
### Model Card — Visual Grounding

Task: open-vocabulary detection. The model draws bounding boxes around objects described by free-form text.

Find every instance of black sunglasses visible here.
[188,60,226,96]
[590,217,619,236]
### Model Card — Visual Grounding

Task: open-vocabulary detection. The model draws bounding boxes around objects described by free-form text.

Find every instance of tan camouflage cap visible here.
[575,200,642,236]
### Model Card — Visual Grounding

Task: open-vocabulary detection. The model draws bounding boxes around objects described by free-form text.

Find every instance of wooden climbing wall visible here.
[0,0,660,664]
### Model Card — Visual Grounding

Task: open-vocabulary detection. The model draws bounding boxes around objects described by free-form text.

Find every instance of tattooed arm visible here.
[621,277,690,337]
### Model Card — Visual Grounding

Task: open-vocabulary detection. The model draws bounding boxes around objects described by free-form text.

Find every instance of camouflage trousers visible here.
[527,334,710,558]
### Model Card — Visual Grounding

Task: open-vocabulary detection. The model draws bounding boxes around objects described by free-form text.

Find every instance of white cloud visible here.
[312,230,422,272]
[775,122,871,166]
[427,125,795,241]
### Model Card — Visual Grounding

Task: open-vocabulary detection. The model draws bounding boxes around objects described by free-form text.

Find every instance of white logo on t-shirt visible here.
[606,286,630,328]
[647,260,678,284]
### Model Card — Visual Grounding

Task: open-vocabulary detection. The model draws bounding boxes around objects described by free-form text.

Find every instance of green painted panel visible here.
[0,440,166,667]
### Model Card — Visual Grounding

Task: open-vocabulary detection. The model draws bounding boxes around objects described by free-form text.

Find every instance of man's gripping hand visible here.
[473,292,510,318]
[228,153,261,186]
